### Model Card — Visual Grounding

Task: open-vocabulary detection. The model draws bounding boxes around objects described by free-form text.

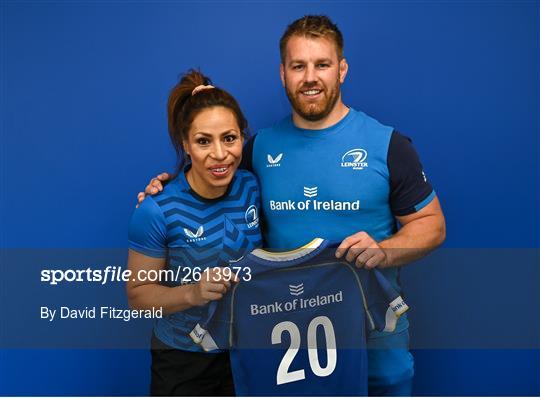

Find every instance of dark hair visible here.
[167,69,248,171]
[279,15,344,63]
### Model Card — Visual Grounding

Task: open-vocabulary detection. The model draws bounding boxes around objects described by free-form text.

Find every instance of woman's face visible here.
[183,106,244,199]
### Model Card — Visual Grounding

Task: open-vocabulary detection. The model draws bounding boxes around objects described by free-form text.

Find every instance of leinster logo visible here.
[341,148,368,170]
[245,205,259,228]
[184,226,205,242]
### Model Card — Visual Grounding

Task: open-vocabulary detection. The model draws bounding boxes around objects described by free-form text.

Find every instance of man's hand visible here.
[335,231,388,269]
[136,172,171,207]
[336,198,445,269]
[187,268,237,307]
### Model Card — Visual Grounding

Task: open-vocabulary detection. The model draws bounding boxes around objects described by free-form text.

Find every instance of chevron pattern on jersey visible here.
[218,215,261,265]
[154,170,262,351]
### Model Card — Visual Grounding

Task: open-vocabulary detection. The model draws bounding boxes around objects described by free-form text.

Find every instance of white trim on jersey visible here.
[383,296,409,332]
[251,238,324,262]
[189,323,219,352]
[189,323,207,344]
[200,332,219,352]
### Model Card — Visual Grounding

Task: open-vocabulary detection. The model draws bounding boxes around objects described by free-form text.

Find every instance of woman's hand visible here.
[187,267,235,306]
[127,251,237,314]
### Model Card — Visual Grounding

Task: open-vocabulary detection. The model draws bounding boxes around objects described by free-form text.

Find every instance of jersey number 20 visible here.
[271,316,337,385]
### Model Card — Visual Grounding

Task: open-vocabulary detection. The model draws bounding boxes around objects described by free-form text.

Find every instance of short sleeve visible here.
[361,269,409,333]
[388,131,435,216]
[128,197,168,258]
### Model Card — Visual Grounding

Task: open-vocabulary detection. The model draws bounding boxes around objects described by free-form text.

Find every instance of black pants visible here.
[150,334,235,396]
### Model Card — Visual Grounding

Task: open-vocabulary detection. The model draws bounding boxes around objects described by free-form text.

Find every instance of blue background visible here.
[1,0,539,395]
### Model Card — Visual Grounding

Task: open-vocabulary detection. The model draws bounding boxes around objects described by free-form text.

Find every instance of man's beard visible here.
[285,79,341,122]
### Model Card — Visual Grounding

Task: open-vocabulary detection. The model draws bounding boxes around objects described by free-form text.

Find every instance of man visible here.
[141,15,445,396]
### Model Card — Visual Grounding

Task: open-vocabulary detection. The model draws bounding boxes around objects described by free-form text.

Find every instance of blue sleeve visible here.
[388,130,435,216]
[359,269,409,332]
[128,197,168,258]
[189,262,259,350]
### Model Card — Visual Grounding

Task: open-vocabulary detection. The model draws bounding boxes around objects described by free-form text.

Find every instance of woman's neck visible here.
[185,168,227,199]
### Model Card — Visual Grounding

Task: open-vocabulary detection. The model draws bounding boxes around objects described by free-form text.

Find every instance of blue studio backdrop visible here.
[1,1,539,396]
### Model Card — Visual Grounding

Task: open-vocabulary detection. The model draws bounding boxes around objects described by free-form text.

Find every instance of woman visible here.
[127,70,262,396]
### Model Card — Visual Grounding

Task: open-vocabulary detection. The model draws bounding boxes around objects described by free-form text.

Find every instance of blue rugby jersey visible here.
[242,108,435,335]
[128,166,263,351]
[190,238,408,396]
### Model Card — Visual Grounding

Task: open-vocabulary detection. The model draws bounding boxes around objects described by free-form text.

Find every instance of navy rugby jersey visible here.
[242,108,435,335]
[190,238,408,396]
[128,166,263,351]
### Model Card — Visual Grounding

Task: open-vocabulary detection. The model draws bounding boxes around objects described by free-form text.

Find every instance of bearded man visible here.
[142,15,446,396]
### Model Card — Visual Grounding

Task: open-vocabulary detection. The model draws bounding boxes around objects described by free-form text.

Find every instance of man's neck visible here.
[292,101,350,130]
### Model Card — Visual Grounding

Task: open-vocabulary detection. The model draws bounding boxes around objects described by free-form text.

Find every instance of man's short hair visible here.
[279,15,344,63]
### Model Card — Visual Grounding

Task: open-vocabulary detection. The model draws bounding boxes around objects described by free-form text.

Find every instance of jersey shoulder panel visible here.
[388,130,435,216]
[357,110,394,135]
[128,195,167,258]
[257,115,292,136]
[253,116,292,149]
